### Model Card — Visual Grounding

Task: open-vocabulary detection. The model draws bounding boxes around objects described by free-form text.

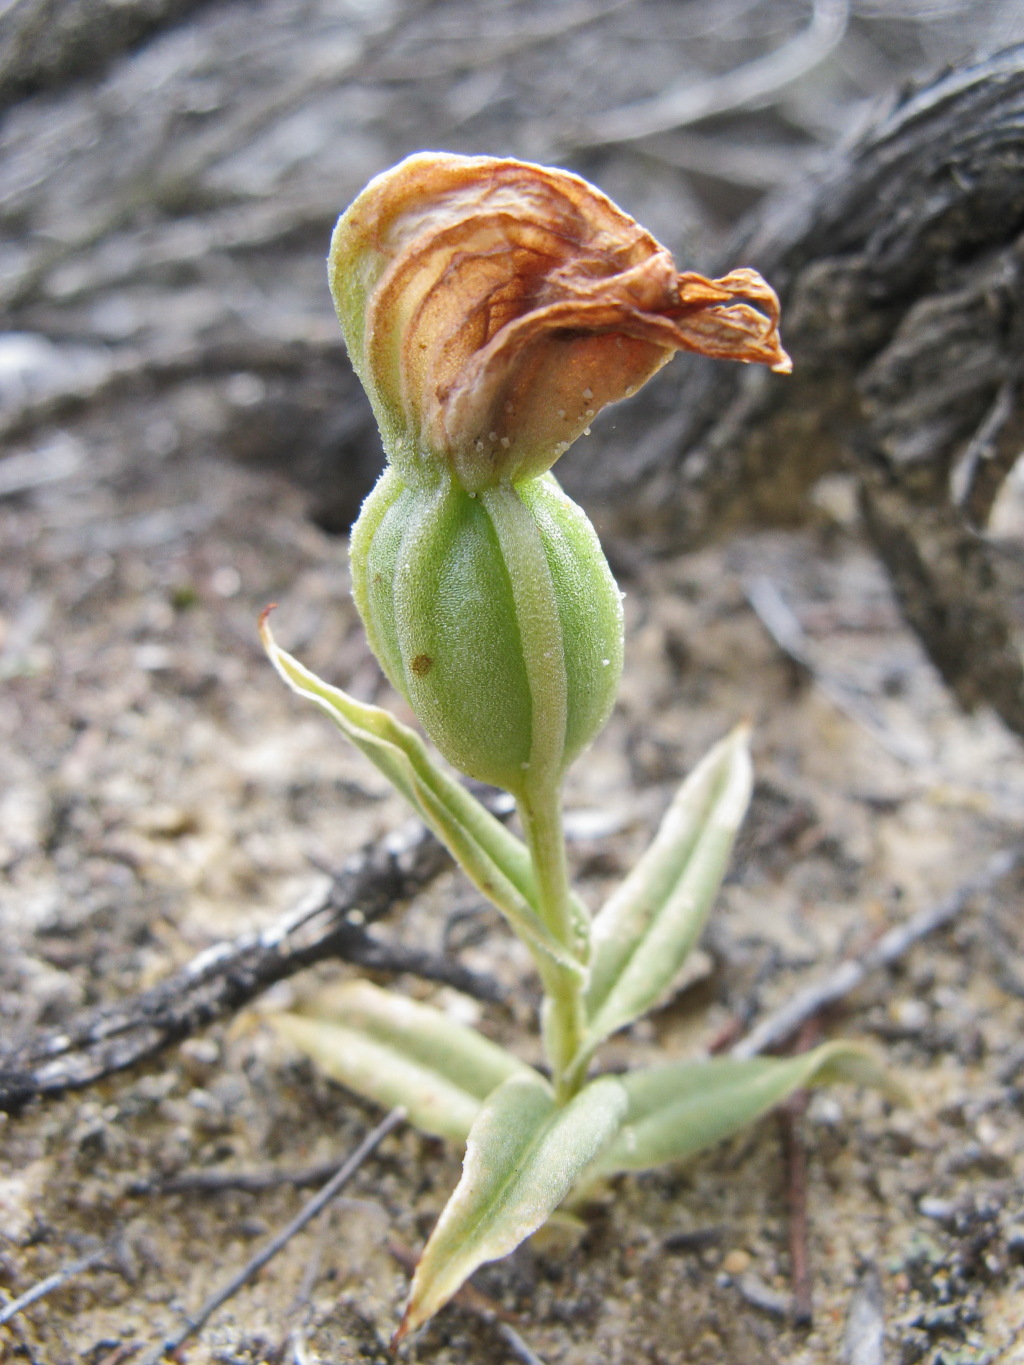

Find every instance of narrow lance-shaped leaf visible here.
[261,613,586,974]
[271,982,532,1144]
[304,979,529,1103]
[272,1015,477,1144]
[397,1071,628,1342]
[582,725,753,1052]
[585,1041,899,1180]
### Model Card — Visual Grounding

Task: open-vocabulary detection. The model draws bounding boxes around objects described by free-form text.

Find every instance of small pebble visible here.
[722,1249,751,1275]
[891,998,929,1031]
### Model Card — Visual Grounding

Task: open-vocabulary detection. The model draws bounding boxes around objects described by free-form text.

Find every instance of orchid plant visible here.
[261,153,891,1342]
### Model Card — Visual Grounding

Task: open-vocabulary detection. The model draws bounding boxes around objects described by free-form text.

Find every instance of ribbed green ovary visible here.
[350,469,624,799]
[519,474,624,769]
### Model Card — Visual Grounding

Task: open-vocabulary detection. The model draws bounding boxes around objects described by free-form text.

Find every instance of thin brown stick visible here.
[139,1107,405,1365]
[778,1018,820,1326]
[94,1345,142,1365]
[127,1159,350,1198]
[0,811,507,1113]
[778,1091,813,1326]
[731,846,1022,1060]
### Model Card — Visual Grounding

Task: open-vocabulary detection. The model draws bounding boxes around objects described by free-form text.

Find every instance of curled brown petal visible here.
[331,153,790,490]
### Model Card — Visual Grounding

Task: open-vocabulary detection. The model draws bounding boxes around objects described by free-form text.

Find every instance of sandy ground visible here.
[1,420,1024,1363]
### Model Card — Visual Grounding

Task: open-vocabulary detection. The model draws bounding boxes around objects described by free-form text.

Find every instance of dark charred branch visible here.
[3,16,1023,1112]
[0,0,214,108]
[3,9,1022,734]
[0,815,505,1114]
[583,45,1024,735]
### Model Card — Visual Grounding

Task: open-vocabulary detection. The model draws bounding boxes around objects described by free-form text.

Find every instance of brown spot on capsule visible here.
[411,653,433,677]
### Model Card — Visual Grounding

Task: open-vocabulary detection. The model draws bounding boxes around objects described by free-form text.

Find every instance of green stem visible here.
[519,783,587,1103]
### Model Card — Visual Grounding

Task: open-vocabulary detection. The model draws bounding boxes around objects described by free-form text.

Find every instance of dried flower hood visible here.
[330,151,791,491]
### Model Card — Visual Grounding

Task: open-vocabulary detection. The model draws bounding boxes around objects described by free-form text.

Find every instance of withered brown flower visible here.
[330,152,790,491]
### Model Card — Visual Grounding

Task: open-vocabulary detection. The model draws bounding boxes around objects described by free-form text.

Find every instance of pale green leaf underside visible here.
[399,1071,628,1340]
[588,1041,896,1177]
[273,1002,519,1144]
[290,978,529,1138]
[261,617,585,973]
[583,725,753,1051]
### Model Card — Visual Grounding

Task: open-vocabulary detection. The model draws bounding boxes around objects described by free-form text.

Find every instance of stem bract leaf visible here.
[582,725,753,1056]
[261,615,585,973]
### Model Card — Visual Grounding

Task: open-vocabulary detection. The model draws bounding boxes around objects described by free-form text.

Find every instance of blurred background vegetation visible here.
[1,0,1019,529]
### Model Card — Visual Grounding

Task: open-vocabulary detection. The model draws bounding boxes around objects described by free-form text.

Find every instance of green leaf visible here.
[272,1014,475,1142]
[397,1071,627,1341]
[271,982,532,1143]
[582,726,753,1053]
[586,1041,897,1178]
[261,613,585,974]
[305,979,529,1104]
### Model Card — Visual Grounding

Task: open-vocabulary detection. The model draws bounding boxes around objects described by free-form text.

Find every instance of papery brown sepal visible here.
[330,152,790,490]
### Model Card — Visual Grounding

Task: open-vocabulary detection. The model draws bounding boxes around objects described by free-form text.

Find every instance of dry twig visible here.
[128,1159,352,1198]
[778,1091,813,1325]
[0,812,507,1112]
[775,1017,822,1326]
[731,846,1023,1060]
[139,1107,405,1365]
[575,0,849,146]
[0,1242,113,1328]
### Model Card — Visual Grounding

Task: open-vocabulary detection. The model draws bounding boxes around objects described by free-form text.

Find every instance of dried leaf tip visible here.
[330,152,791,491]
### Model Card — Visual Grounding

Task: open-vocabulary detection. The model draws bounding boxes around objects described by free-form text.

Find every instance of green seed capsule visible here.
[334,152,788,799]
[351,468,623,798]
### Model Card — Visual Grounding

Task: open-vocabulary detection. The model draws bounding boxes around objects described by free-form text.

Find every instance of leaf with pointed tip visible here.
[271,983,532,1143]
[261,614,586,973]
[398,1071,628,1341]
[585,1042,898,1179]
[581,726,753,1056]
